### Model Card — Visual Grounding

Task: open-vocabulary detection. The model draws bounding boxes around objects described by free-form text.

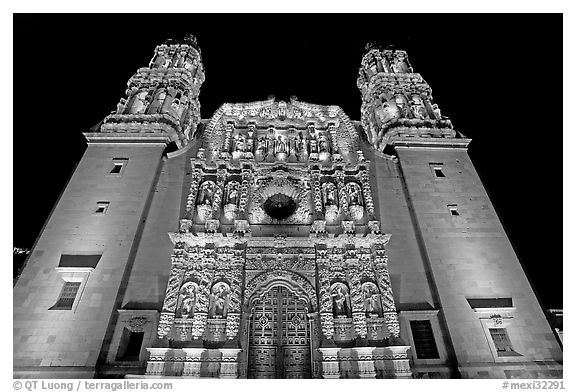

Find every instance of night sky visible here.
[13,14,562,309]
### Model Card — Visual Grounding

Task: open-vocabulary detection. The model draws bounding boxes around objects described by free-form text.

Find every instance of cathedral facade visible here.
[13,35,562,379]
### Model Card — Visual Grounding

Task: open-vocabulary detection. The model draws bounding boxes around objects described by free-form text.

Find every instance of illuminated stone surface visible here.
[13,36,562,379]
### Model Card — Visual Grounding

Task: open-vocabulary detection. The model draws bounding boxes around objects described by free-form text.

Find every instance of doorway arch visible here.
[245,272,316,379]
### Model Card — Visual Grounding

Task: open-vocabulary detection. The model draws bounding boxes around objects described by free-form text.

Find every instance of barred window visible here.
[52,282,81,310]
[489,328,514,355]
[410,320,440,359]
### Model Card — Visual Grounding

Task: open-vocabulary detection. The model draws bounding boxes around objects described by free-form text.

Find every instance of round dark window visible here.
[263,194,297,220]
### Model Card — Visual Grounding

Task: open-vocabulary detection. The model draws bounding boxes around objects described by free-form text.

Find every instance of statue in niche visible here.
[176,282,198,319]
[209,282,231,319]
[297,132,308,155]
[374,95,399,125]
[129,90,149,114]
[323,182,338,207]
[149,89,167,114]
[197,181,215,206]
[234,134,246,152]
[256,137,267,154]
[226,182,240,206]
[392,56,410,73]
[362,282,383,317]
[347,182,363,206]
[319,135,329,153]
[411,95,428,119]
[330,283,351,318]
[176,52,186,68]
[395,95,410,118]
[309,138,318,154]
[275,135,287,154]
[183,55,192,70]
[153,53,167,68]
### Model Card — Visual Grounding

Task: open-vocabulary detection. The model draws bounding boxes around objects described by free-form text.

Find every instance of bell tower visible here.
[357,43,458,152]
[357,44,562,378]
[95,34,205,147]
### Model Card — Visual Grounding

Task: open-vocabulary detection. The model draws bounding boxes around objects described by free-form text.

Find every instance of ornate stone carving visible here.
[128,317,149,332]
[244,270,317,311]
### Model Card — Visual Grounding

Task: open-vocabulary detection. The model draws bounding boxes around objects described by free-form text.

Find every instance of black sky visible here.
[13,14,563,309]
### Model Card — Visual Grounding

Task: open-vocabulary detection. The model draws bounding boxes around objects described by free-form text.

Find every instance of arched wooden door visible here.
[248,285,311,378]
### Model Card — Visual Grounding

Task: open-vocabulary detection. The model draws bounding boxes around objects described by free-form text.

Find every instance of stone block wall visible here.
[13,144,165,378]
[394,146,562,377]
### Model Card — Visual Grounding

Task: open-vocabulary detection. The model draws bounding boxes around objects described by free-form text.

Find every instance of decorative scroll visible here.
[239,169,252,214]
[359,170,375,216]
[317,264,332,313]
[353,312,368,338]
[336,171,348,217]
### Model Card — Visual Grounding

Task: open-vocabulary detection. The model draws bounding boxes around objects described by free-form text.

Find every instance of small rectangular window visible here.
[110,163,123,174]
[410,320,440,359]
[430,163,446,178]
[94,201,110,214]
[52,282,81,310]
[109,158,128,175]
[489,328,514,355]
[116,328,144,361]
[434,168,445,177]
[447,205,459,216]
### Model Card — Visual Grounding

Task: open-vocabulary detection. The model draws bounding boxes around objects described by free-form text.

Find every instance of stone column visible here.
[212,168,227,219]
[238,167,252,217]
[222,122,234,157]
[372,244,400,338]
[316,256,334,340]
[347,260,367,339]
[311,169,324,218]
[335,170,349,218]
[184,168,203,220]
[359,170,375,218]
[157,263,185,339]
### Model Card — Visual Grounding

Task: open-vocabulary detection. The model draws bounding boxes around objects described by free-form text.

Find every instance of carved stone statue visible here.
[330,283,351,318]
[362,282,382,317]
[116,98,126,114]
[275,136,287,154]
[309,138,318,154]
[197,181,215,206]
[374,95,400,125]
[234,135,246,152]
[431,103,442,120]
[153,53,167,68]
[411,95,428,119]
[226,182,240,206]
[319,136,329,153]
[395,95,410,118]
[347,182,363,206]
[176,282,198,319]
[209,282,230,318]
[323,182,338,207]
[256,137,267,155]
[129,90,149,114]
